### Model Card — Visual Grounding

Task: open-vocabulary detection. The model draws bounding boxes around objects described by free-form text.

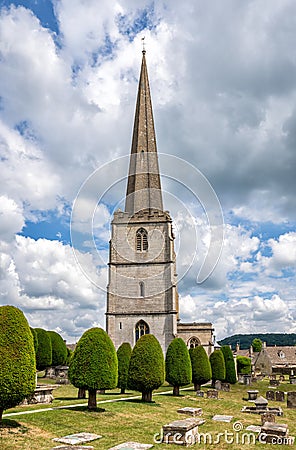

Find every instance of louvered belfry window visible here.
[136,228,148,251]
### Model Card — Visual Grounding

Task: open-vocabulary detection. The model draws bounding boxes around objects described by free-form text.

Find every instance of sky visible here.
[0,0,295,343]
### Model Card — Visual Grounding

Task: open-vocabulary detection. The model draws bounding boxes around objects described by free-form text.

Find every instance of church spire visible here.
[125,50,163,214]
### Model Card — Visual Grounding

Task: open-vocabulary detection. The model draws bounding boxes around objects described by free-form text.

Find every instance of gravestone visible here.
[270,374,277,381]
[243,375,251,385]
[270,379,279,387]
[259,422,293,445]
[162,418,200,445]
[287,392,296,408]
[52,447,94,450]
[279,375,285,382]
[247,390,259,401]
[214,380,222,390]
[266,391,275,401]
[52,433,102,445]
[108,443,153,450]
[275,391,285,402]
[196,390,204,398]
[289,377,296,385]
[261,412,276,425]
[207,390,218,399]
[221,383,230,392]
[246,425,261,433]
[212,415,233,422]
[254,396,268,411]
[177,407,202,417]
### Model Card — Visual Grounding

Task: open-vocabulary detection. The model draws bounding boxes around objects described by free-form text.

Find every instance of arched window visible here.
[139,281,145,297]
[136,228,148,251]
[135,320,149,342]
[188,337,200,349]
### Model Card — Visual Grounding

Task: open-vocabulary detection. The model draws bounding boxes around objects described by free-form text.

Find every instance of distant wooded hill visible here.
[218,334,296,350]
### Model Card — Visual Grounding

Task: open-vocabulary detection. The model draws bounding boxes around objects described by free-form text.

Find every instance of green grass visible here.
[0,379,296,449]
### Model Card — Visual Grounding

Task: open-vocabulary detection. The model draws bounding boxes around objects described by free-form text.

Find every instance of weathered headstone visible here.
[247,390,259,401]
[221,383,230,392]
[270,379,279,387]
[207,389,218,399]
[52,447,94,450]
[279,375,285,382]
[254,396,268,411]
[287,392,296,408]
[258,422,293,445]
[243,375,252,385]
[261,412,276,425]
[52,433,102,445]
[275,391,285,402]
[108,443,153,450]
[212,415,233,423]
[289,377,296,385]
[162,418,200,445]
[196,390,204,398]
[270,374,277,381]
[266,391,275,401]
[214,380,222,390]
[177,407,202,417]
[246,425,261,433]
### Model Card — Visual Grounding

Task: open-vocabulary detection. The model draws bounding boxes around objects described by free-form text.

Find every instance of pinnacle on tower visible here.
[125,50,163,214]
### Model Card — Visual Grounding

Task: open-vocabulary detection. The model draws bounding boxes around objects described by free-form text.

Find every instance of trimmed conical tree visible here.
[190,345,212,391]
[221,345,237,384]
[128,334,164,402]
[47,331,67,366]
[165,338,192,395]
[117,342,132,394]
[209,349,226,386]
[0,306,36,422]
[34,328,52,371]
[30,327,38,354]
[68,328,118,410]
[236,355,251,374]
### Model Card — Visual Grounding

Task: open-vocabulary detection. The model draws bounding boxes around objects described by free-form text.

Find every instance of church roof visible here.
[125,50,163,215]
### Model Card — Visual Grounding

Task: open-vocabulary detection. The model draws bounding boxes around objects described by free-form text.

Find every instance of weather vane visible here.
[141,36,146,53]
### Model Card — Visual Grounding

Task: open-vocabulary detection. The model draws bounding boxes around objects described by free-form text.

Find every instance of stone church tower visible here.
[106,50,214,355]
[106,50,178,353]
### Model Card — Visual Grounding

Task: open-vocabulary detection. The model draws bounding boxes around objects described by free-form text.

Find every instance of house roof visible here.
[257,346,296,366]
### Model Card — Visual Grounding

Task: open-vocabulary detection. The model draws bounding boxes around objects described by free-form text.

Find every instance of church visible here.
[106,49,214,355]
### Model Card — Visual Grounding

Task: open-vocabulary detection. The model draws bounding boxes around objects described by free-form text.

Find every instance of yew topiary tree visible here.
[68,328,117,410]
[0,306,36,422]
[165,338,192,395]
[117,342,132,394]
[34,328,52,371]
[209,349,226,386]
[190,345,212,390]
[237,355,252,374]
[47,331,67,366]
[30,327,38,354]
[221,345,237,384]
[128,334,164,402]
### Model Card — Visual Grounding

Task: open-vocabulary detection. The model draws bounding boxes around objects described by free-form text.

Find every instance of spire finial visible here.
[141,36,146,54]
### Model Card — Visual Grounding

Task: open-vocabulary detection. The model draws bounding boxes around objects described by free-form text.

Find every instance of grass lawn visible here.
[0,379,296,449]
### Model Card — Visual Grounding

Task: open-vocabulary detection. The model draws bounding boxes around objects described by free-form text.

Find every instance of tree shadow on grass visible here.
[55,397,84,401]
[59,405,106,413]
[0,419,24,429]
[124,399,161,407]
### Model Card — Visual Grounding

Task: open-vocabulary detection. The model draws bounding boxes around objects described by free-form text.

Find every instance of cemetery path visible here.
[3,388,191,418]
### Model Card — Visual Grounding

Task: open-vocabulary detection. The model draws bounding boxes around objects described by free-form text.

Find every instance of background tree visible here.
[128,334,164,402]
[117,342,132,394]
[165,338,191,395]
[251,338,263,352]
[236,355,252,374]
[66,347,73,365]
[30,327,38,354]
[190,345,212,390]
[221,345,237,384]
[47,331,67,366]
[209,349,226,386]
[0,306,36,422]
[68,328,117,410]
[34,328,52,371]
